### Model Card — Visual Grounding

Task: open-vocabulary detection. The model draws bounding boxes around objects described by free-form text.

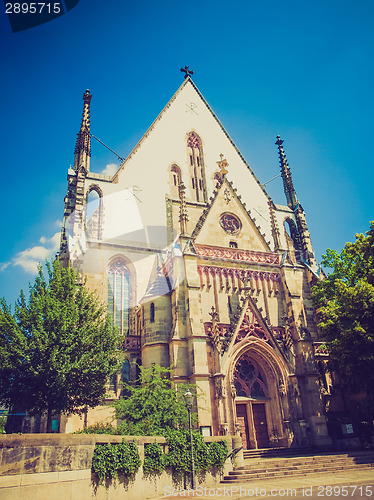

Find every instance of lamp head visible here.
[183,390,193,409]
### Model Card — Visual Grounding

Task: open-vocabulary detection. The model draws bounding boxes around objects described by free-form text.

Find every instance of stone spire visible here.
[276,135,298,210]
[275,136,317,267]
[73,89,92,171]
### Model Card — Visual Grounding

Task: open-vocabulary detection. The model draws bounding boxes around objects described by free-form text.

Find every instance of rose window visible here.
[219,213,242,235]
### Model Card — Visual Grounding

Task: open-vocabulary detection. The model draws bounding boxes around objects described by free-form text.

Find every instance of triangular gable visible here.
[112,77,268,199]
[192,178,271,252]
[91,76,273,244]
[203,293,290,366]
[226,295,290,365]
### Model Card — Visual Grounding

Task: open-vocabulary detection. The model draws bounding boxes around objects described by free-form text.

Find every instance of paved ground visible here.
[156,469,374,499]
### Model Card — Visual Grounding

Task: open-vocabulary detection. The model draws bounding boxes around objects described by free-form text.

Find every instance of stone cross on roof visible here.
[180,65,194,79]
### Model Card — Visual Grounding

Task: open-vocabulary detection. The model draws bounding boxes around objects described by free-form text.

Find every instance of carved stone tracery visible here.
[233,354,268,399]
[234,304,269,344]
[121,335,141,352]
[219,213,242,234]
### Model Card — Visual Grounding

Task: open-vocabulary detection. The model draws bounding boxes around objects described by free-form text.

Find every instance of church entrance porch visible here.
[228,346,290,449]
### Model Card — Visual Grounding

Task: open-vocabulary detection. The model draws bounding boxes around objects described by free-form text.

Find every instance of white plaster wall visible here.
[84,80,273,247]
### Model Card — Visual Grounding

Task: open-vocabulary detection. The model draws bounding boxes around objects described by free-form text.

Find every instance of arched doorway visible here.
[233,354,272,449]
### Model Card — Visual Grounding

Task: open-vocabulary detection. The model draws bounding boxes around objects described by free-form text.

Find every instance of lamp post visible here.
[184,390,195,490]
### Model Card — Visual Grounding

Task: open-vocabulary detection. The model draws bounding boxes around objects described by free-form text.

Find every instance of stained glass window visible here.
[107,260,129,335]
[187,132,207,203]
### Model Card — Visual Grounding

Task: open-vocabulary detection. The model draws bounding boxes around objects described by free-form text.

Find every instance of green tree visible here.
[0,259,120,432]
[312,222,374,409]
[113,364,197,436]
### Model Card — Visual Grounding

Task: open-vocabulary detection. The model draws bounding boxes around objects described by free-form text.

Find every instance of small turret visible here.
[73,89,92,171]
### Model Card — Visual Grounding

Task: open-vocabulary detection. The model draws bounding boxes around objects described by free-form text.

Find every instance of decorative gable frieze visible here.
[195,244,280,265]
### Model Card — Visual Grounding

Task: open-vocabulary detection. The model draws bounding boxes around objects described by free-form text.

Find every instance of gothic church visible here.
[60,69,331,448]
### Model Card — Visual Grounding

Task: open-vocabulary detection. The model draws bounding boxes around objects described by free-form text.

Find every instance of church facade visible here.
[60,71,332,448]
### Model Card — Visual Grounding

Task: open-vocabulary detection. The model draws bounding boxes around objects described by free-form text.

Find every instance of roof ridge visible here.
[112,78,191,182]
[109,77,272,199]
[188,79,271,200]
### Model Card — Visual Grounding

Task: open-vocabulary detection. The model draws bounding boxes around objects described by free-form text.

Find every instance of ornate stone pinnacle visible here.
[275,135,298,209]
[178,182,189,234]
[216,154,229,179]
[74,89,92,171]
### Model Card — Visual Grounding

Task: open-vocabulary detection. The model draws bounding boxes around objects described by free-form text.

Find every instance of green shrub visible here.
[0,412,7,434]
[91,440,141,483]
[76,422,118,434]
[207,440,228,471]
[143,441,165,474]
[91,432,227,483]
[163,429,228,478]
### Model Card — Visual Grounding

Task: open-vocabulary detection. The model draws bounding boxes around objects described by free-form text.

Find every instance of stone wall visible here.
[0,433,235,500]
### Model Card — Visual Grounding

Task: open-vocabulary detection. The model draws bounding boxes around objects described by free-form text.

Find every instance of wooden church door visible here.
[252,403,269,449]
[236,404,250,449]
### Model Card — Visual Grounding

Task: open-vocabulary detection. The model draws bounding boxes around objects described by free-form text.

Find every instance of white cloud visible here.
[1,232,61,275]
[100,163,118,176]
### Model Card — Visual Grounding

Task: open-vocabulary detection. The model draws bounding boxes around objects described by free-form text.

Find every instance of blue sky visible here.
[0,0,373,305]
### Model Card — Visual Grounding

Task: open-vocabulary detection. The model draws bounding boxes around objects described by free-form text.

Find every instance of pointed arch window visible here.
[187,132,207,203]
[107,260,130,335]
[86,187,102,239]
[170,165,182,198]
[233,355,268,399]
[284,218,302,263]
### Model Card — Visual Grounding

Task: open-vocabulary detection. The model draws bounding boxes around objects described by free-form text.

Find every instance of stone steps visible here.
[234,460,374,475]
[243,447,313,460]
[222,450,374,484]
[239,451,374,468]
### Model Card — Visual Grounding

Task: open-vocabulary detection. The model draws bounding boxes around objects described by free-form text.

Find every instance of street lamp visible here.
[184,390,195,490]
